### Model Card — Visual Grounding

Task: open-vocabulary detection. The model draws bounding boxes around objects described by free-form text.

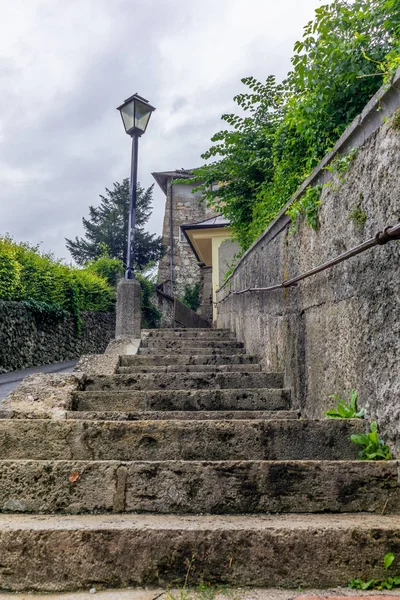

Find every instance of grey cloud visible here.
[0,0,322,260]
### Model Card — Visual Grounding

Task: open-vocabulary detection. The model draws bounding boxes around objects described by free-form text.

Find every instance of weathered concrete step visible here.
[143,328,220,333]
[141,340,244,349]
[143,329,235,339]
[0,513,399,590]
[0,419,365,460]
[0,460,397,515]
[67,410,298,420]
[0,591,163,600]
[120,354,258,366]
[138,346,246,355]
[117,364,262,374]
[73,388,291,412]
[83,372,284,391]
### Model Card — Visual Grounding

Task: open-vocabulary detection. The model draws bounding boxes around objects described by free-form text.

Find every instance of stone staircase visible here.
[0,327,399,592]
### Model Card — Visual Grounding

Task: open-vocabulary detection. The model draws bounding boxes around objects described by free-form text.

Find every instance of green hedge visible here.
[0,237,115,318]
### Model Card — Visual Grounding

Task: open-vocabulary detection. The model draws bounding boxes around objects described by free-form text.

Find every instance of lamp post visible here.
[117,93,156,279]
[115,93,155,340]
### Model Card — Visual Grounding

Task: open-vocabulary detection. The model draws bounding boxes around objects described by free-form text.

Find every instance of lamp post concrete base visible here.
[115,279,141,340]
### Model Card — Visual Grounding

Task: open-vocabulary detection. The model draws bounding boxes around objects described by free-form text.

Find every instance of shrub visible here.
[73,269,115,312]
[181,282,201,312]
[0,237,21,300]
[0,237,115,330]
[86,256,124,287]
[12,243,71,307]
[136,272,161,329]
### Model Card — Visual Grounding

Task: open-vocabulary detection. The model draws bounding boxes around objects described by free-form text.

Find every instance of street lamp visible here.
[117,93,156,279]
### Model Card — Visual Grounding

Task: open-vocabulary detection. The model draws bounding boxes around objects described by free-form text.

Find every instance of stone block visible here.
[73,387,291,412]
[0,514,399,590]
[0,418,365,461]
[115,279,141,340]
[83,371,284,390]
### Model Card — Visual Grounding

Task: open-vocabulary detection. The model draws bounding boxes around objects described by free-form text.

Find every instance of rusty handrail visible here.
[216,223,400,305]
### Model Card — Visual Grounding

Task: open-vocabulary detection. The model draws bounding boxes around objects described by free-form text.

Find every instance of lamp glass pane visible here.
[120,101,134,132]
[134,100,152,133]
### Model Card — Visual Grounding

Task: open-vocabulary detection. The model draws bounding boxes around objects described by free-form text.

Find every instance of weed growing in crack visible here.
[350,552,400,590]
[351,421,392,460]
[348,206,367,228]
[325,389,365,419]
[164,555,244,600]
[392,107,400,131]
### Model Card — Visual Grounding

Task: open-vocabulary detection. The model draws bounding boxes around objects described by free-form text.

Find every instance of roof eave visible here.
[151,169,196,195]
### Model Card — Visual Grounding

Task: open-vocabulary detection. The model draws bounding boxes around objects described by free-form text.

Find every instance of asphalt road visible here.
[0,360,77,402]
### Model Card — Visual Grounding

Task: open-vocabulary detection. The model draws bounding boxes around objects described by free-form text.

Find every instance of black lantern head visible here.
[117,93,155,136]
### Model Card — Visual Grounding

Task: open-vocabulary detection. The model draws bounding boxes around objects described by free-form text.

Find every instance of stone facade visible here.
[154,173,215,298]
[0,301,114,373]
[217,72,400,451]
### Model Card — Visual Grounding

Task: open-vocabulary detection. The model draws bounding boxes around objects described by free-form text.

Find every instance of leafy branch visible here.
[183,0,400,252]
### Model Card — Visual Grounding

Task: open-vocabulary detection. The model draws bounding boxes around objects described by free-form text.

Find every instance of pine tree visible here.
[66,179,164,270]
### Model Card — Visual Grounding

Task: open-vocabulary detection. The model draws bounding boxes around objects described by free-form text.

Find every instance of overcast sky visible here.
[0,0,322,261]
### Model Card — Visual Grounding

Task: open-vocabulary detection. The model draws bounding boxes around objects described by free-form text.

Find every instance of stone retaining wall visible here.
[0,301,114,373]
[217,71,400,451]
[155,289,211,329]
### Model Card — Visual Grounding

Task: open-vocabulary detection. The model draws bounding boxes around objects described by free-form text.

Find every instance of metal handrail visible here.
[216,223,400,305]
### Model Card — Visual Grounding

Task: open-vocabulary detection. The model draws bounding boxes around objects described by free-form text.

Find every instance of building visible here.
[152,169,239,322]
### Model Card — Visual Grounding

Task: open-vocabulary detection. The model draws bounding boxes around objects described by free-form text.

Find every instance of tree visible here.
[66,179,164,270]
[185,0,400,250]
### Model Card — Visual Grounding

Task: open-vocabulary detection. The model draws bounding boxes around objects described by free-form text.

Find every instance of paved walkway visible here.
[0,360,77,402]
[0,589,399,599]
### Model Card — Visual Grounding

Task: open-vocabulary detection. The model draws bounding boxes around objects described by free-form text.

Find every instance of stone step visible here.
[143,329,235,339]
[143,328,222,333]
[117,364,262,374]
[120,354,258,366]
[67,410,298,420]
[73,388,291,412]
[0,513,399,590]
[0,591,163,600]
[141,339,244,349]
[0,419,365,461]
[0,459,397,515]
[138,346,246,355]
[83,372,284,391]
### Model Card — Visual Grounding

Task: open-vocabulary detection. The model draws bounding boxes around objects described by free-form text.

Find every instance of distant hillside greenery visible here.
[187,0,400,250]
[0,236,115,331]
